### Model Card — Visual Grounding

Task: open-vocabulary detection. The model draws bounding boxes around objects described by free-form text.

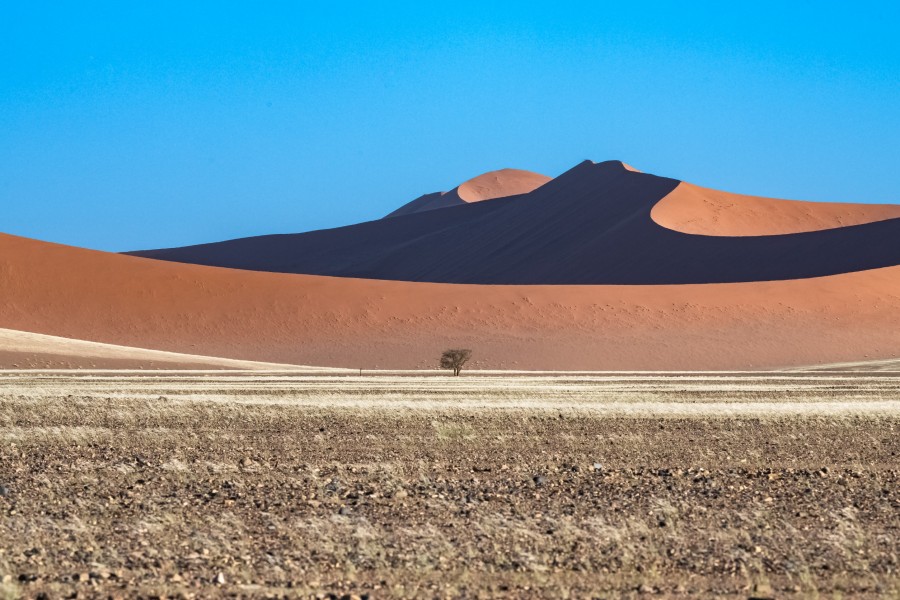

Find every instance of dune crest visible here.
[652,182,900,236]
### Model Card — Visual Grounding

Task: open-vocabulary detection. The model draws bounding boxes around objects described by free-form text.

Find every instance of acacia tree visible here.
[440,349,472,376]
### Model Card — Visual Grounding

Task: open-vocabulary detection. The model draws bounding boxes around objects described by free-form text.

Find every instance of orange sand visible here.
[3,232,900,370]
[456,168,552,203]
[652,182,900,236]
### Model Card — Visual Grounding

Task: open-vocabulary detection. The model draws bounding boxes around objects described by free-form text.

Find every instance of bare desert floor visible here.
[1,372,898,599]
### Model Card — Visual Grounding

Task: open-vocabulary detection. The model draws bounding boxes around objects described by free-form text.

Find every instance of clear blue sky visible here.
[2,1,898,251]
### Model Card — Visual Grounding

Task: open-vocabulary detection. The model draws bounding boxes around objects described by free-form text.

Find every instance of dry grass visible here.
[0,372,898,598]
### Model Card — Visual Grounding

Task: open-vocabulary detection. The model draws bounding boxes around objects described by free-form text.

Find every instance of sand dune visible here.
[8,159,900,370]
[0,328,326,370]
[652,181,900,236]
[385,168,550,218]
[5,232,900,370]
[131,160,900,284]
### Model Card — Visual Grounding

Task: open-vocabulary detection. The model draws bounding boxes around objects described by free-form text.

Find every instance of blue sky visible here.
[2,1,898,251]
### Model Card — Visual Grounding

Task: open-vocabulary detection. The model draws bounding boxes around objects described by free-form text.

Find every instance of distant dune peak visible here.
[456,168,551,203]
[385,167,550,218]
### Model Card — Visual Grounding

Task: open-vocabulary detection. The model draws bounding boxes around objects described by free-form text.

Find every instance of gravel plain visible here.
[0,372,898,599]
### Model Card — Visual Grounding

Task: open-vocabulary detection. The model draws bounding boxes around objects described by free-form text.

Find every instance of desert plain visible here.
[5,4,900,597]
[1,370,897,599]
[4,162,900,599]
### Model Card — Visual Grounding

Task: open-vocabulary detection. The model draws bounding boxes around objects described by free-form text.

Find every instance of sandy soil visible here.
[651,181,900,236]
[0,372,897,598]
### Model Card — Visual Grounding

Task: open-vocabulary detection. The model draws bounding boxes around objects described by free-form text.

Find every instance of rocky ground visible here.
[0,373,898,598]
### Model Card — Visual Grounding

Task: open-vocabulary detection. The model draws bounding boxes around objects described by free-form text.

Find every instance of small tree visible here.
[440,349,472,376]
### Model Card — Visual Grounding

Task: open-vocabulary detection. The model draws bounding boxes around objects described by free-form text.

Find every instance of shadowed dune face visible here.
[382,190,459,218]
[384,168,550,218]
[5,232,900,370]
[653,182,900,236]
[131,160,900,284]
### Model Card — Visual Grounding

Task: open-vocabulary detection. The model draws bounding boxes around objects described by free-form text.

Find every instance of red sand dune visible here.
[652,181,900,236]
[385,168,550,218]
[3,232,900,370]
